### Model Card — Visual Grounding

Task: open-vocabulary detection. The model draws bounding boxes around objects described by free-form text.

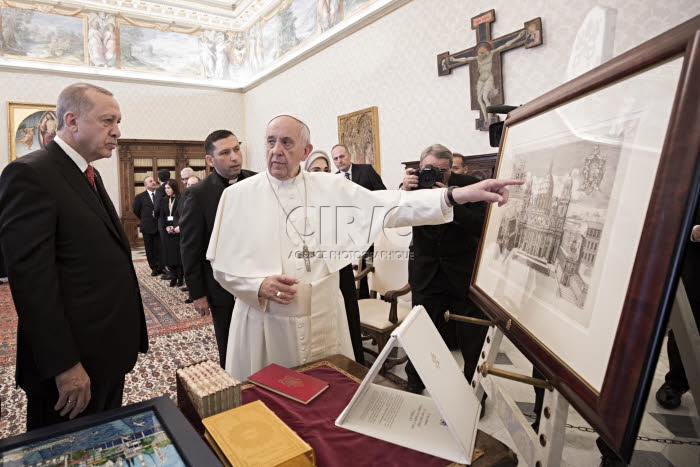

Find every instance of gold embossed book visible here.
[248,363,329,404]
[202,400,315,466]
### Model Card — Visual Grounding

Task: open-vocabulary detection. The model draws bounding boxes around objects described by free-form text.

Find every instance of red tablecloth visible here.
[241,361,456,467]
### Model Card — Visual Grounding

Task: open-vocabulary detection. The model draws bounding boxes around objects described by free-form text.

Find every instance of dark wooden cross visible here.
[437,10,543,130]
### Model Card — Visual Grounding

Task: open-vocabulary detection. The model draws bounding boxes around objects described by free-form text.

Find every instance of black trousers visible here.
[142,231,160,271]
[664,294,699,391]
[211,303,234,368]
[405,291,488,389]
[25,374,125,431]
[339,264,365,365]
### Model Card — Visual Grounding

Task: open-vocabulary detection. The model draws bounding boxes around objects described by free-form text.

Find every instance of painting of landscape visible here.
[1,7,85,64]
[120,24,201,76]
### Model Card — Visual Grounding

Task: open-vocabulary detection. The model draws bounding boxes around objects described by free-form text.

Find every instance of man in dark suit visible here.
[331,144,386,191]
[133,175,161,276]
[180,130,256,368]
[0,83,148,430]
[332,143,386,300]
[153,168,171,279]
[400,144,487,405]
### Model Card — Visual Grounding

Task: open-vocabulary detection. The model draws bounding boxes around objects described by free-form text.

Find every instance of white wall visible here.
[244,0,700,189]
[0,71,244,213]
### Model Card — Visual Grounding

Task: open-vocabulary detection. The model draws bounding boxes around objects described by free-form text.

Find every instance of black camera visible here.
[413,165,443,189]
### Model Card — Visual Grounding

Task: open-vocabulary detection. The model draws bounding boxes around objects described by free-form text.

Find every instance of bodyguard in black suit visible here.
[133,175,161,275]
[400,145,487,397]
[331,144,386,191]
[0,83,148,430]
[180,130,256,367]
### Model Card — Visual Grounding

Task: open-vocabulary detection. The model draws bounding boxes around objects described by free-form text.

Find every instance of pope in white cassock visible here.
[206,115,521,381]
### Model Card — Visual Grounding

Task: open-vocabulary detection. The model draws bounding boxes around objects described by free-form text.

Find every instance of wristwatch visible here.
[447,186,460,206]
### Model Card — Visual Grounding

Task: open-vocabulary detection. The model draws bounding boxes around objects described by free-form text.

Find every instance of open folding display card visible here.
[336,306,481,464]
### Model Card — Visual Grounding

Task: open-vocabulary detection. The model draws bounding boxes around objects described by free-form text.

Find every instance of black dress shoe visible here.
[177,277,184,287]
[169,278,177,287]
[185,298,194,304]
[180,287,188,292]
[161,274,174,280]
[656,382,686,409]
[150,269,162,276]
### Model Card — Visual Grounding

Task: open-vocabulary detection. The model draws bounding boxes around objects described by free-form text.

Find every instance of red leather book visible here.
[248,363,329,404]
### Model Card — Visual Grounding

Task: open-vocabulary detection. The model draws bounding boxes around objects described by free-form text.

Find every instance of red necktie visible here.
[85,166,97,192]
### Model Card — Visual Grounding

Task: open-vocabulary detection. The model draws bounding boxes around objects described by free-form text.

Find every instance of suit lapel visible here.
[51,144,125,248]
[352,165,360,184]
[94,169,131,250]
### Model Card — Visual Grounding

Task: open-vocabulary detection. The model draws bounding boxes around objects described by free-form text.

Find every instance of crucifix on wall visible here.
[438,10,543,130]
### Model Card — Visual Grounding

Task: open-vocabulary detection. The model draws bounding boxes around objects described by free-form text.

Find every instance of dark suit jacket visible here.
[337,163,386,191]
[153,183,167,232]
[0,141,148,392]
[132,190,158,235]
[408,173,486,295]
[180,169,256,306]
[159,195,183,265]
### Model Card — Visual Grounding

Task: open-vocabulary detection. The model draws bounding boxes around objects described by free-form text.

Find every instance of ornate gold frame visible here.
[7,102,57,162]
[337,106,381,175]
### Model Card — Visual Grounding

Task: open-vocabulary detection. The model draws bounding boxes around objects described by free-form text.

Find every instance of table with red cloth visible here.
[177,354,517,466]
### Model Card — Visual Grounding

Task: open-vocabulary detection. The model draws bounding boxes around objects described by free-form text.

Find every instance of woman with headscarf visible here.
[304,150,332,173]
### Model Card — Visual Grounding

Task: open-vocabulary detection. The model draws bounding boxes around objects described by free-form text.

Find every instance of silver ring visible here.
[276,291,282,298]
[67,399,73,405]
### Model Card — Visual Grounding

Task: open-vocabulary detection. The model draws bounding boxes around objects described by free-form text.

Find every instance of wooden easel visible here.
[464,281,699,466]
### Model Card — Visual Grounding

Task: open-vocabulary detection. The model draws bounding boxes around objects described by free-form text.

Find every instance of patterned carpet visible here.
[0,261,219,439]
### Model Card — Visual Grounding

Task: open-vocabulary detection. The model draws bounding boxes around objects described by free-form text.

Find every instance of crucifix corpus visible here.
[437,10,543,130]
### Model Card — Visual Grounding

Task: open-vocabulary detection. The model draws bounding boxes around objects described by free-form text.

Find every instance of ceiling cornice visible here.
[8,0,280,31]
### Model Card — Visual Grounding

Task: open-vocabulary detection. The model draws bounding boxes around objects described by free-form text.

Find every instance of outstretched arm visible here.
[494,31,526,53]
[449,54,476,66]
[449,178,524,207]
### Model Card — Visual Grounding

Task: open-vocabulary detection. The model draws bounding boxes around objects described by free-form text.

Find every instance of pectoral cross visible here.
[296,245,315,272]
[437,9,543,130]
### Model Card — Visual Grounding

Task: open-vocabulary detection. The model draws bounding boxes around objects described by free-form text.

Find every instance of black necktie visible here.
[344,172,350,180]
[149,191,154,203]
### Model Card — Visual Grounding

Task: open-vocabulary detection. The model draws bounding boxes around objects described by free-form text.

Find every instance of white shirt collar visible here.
[54,135,89,173]
[341,164,352,177]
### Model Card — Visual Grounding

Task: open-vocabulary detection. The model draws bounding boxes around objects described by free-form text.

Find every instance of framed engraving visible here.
[471,18,700,461]
[7,103,58,162]
[337,106,381,174]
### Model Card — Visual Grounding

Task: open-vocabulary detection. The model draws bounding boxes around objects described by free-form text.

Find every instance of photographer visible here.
[402,144,489,415]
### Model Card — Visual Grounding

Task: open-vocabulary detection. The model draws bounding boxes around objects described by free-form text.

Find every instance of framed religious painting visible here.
[7,102,58,161]
[0,396,221,465]
[470,17,700,461]
[337,106,381,174]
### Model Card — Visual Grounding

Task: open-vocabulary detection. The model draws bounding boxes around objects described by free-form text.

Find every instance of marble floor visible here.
[367,335,699,466]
